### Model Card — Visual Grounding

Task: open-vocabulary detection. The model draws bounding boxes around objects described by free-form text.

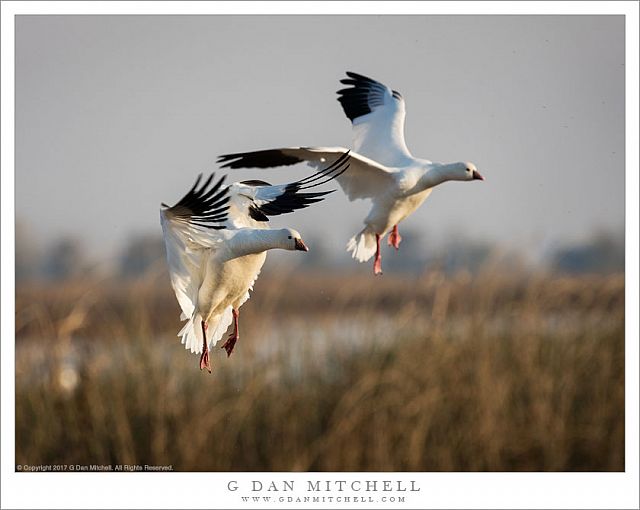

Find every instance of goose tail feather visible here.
[177,306,235,355]
[346,228,377,262]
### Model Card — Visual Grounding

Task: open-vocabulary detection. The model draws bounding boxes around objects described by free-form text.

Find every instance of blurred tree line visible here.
[16,221,165,282]
[14,220,625,282]
[551,231,625,274]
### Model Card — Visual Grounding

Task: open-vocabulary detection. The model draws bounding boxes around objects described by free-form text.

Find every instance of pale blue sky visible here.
[15,15,625,263]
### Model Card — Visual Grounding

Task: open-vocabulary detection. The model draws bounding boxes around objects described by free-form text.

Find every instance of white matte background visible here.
[2,2,638,509]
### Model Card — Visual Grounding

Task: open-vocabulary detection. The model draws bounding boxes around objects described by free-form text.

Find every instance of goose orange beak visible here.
[295,238,309,251]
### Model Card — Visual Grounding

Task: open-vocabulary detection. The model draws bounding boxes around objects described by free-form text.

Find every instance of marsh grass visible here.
[15,269,624,471]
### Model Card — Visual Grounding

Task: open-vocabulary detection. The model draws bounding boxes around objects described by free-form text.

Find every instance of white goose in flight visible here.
[217,71,484,275]
[160,153,350,372]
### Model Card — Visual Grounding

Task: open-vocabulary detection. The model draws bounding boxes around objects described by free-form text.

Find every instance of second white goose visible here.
[160,153,350,372]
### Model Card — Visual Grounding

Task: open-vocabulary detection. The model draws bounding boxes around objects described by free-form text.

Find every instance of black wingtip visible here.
[345,70,373,81]
[164,172,230,229]
[240,179,273,187]
[249,159,342,221]
[217,149,305,170]
[295,151,350,190]
[337,72,395,122]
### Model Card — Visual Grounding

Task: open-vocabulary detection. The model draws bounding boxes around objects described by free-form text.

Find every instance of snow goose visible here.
[217,71,484,275]
[160,152,350,372]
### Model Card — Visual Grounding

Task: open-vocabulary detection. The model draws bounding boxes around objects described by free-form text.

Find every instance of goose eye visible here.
[288,235,292,239]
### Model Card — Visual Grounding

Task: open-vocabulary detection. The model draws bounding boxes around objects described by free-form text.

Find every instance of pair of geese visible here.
[161,71,485,372]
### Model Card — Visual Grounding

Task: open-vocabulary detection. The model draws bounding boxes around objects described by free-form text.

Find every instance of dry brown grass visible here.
[15,268,624,471]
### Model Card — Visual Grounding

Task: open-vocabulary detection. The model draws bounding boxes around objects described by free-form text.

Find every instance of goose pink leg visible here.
[199,321,212,373]
[222,309,240,357]
[388,225,402,250]
[373,234,383,276]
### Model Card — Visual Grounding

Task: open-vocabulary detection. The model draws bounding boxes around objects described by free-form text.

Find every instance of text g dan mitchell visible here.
[227,480,420,492]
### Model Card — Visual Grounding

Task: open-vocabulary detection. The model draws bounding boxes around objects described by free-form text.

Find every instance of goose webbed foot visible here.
[387,225,402,250]
[199,349,211,373]
[222,334,239,357]
[221,308,240,357]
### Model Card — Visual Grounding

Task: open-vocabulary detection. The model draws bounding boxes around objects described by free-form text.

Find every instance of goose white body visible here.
[197,246,266,325]
[165,227,269,356]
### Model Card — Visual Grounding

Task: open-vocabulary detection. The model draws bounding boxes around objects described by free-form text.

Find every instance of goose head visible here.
[444,162,485,182]
[419,161,485,190]
[280,228,309,252]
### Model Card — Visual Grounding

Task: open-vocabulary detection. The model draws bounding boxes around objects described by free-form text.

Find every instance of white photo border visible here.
[2,2,638,509]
